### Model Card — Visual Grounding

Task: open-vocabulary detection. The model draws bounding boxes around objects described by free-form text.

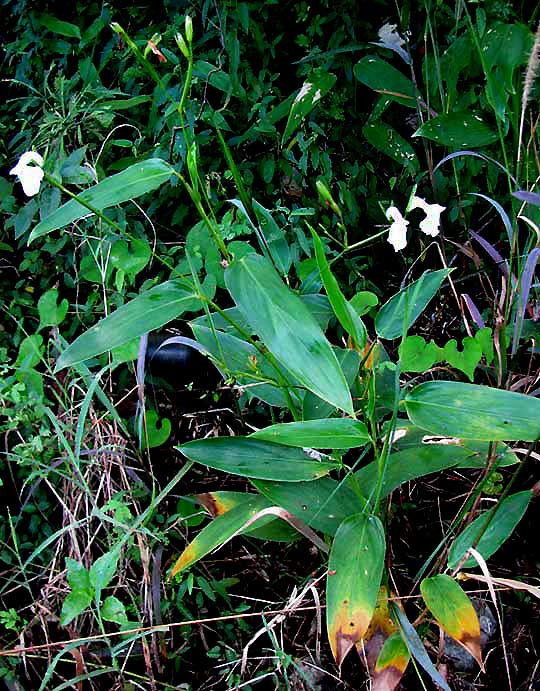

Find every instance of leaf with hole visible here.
[354,56,417,107]
[363,121,418,173]
[282,69,337,144]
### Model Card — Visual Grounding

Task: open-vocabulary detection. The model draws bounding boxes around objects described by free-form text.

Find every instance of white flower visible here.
[409,196,446,237]
[9,151,44,196]
[374,23,410,64]
[294,82,313,104]
[385,196,446,251]
[386,206,409,251]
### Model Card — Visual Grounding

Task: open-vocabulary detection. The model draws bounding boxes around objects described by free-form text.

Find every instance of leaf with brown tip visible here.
[359,587,409,691]
[326,513,385,666]
[374,632,411,691]
[420,574,482,668]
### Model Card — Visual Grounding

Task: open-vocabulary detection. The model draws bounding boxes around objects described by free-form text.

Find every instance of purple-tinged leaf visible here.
[512,247,540,355]
[469,193,513,244]
[469,230,509,278]
[512,190,540,206]
[462,294,485,328]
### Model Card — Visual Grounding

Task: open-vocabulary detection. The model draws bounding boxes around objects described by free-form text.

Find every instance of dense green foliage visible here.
[1,0,540,688]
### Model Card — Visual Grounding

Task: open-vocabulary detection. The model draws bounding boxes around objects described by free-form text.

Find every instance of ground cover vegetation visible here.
[1,0,540,688]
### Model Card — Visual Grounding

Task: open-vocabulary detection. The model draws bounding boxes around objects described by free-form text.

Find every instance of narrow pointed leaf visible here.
[195,491,299,542]
[375,270,451,339]
[311,228,367,349]
[225,253,353,414]
[250,418,370,448]
[170,496,270,577]
[29,159,173,242]
[391,603,451,691]
[326,513,385,666]
[448,491,532,569]
[404,381,540,440]
[177,437,339,482]
[421,574,482,667]
[56,280,197,370]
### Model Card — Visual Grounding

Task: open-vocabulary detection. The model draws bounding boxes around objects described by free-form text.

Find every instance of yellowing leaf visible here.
[326,514,385,666]
[420,574,482,668]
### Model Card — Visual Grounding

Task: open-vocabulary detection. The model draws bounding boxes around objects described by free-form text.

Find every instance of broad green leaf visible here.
[101,595,128,627]
[311,228,367,349]
[302,348,360,420]
[443,337,483,381]
[327,513,385,665]
[225,253,353,414]
[375,270,451,340]
[60,590,93,626]
[195,491,299,542]
[56,280,197,370]
[420,574,482,666]
[90,548,120,596]
[252,477,361,535]
[178,437,338,482]
[170,496,272,577]
[354,56,417,107]
[38,14,81,39]
[363,121,418,173]
[61,558,93,626]
[482,23,532,70]
[448,491,532,569]
[404,381,540,440]
[38,289,69,330]
[282,69,337,143]
[413,113,498,148]
[29,159,173,243]
[399,336,442,372]
[141,409,171,448]
[250,418,370,449]
[110,238,151,280]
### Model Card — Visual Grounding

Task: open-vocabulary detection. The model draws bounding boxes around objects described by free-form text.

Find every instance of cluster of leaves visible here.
[1,0,540,688]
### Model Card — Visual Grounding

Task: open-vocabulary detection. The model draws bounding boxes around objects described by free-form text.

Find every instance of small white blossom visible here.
[9,151,44,196]
[374,23,410,64]
[409,196,446,237]
[294,82,313,103]
[386,206,409,251]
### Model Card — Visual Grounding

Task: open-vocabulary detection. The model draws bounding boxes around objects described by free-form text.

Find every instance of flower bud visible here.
[185,15,193,43]
[175,32,189,59]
